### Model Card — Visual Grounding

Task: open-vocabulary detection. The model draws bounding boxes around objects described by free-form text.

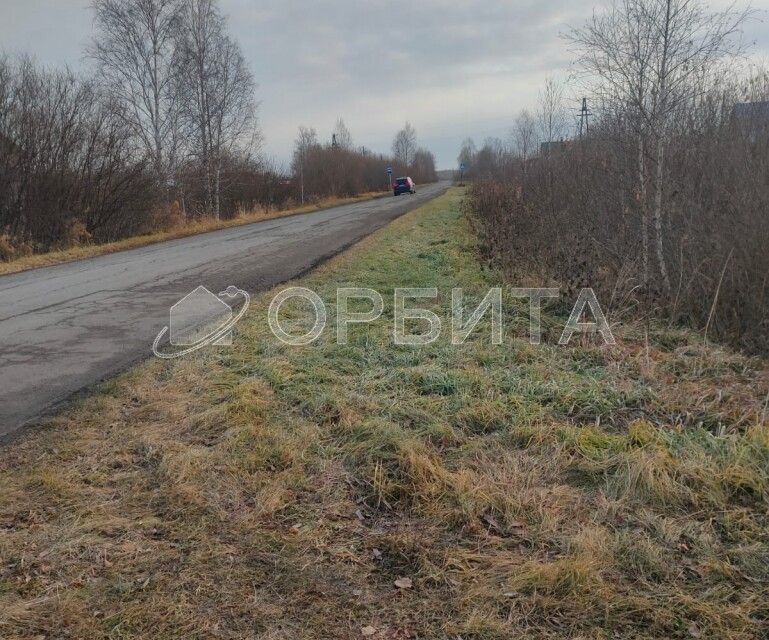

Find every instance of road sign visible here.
[387,166,393,175]
[460,163,466,171]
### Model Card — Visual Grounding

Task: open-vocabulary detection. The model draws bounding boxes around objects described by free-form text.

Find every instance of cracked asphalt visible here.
[0,182,450,437]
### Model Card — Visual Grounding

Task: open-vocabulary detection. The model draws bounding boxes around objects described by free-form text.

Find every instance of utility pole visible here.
[578,98,592,139]
[300,149,305,205]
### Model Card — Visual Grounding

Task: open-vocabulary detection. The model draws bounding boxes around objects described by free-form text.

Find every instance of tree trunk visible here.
[214,161,221,220]
[638,132,649,287]
[152,37,163,184]
[204,148,213,214]
[651,0,673,295]
[653,134,671,292]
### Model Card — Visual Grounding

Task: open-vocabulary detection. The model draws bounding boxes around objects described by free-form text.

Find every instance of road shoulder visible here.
[1,187,767,638]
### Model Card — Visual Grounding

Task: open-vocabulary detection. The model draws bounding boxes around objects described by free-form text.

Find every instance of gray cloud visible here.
[224,0,585,167]
[1,0,767,168]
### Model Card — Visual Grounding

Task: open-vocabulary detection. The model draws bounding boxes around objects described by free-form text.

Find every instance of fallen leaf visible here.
[482,513,502,532]
[394,577,413,589]
[372,548,383,560]
[361,626,377,637]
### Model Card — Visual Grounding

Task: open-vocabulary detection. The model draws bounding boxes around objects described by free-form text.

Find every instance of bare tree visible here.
[538,77,568,152]
[90,0,183,181]
[412,148,438,183]
[0,55,159,252]
[567,0,657,283]
[292,126,318,205]
[512,109,537,178]
[646,0,750,292]
[177,0,257,218]
[457,137,477,177]
[206,34,257,217]
[392,122,417,166]
[333,118,353,149]
[568,0,750,290]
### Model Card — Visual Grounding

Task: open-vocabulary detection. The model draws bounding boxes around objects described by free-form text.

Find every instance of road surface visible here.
[0,182,450,438]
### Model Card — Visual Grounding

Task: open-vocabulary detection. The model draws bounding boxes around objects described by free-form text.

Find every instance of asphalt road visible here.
[0,181,450,438]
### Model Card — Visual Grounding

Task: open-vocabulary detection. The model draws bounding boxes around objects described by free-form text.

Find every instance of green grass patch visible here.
[1,188,768,639]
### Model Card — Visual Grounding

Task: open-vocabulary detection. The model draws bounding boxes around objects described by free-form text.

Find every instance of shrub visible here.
[464,73,769,355]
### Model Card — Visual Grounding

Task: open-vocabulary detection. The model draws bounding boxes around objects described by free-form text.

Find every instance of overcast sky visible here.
[1,0,767,168]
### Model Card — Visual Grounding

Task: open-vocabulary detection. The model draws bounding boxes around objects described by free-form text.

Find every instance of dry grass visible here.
[1,188,768,638]
[0,192,386,277]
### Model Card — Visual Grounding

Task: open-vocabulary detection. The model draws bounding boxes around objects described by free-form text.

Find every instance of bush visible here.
[465,74,769,354]
[0,235,14,262]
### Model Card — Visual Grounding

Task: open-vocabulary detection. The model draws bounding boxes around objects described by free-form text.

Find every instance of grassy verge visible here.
[1,188,768,639]
[0,191,386,277]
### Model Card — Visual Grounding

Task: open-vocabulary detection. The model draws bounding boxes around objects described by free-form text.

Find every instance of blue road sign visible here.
[387,166,393,174]
[460,163,466,171]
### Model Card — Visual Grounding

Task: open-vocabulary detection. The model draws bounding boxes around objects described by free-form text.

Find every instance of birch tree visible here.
[90,0,183,181]
[568,0,750,291]
[177,0,256,218]
[457,138,477,176]
[292,126,318,205]
[333,118,353,149]
[512,109,537,179]
[392,122,418,167]
[538,78,568,152]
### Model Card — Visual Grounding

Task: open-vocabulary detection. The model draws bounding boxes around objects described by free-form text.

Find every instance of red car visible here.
[393,176,416,196]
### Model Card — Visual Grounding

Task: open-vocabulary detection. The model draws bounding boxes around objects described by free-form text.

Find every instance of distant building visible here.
[732,101,769,142]
[540,140,570,155]
[732,101,769,121]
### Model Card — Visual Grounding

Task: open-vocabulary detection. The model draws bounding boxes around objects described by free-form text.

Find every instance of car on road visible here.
[393,176,416,196]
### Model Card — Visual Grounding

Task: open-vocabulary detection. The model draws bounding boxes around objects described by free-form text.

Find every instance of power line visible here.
[578,97,592,138]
